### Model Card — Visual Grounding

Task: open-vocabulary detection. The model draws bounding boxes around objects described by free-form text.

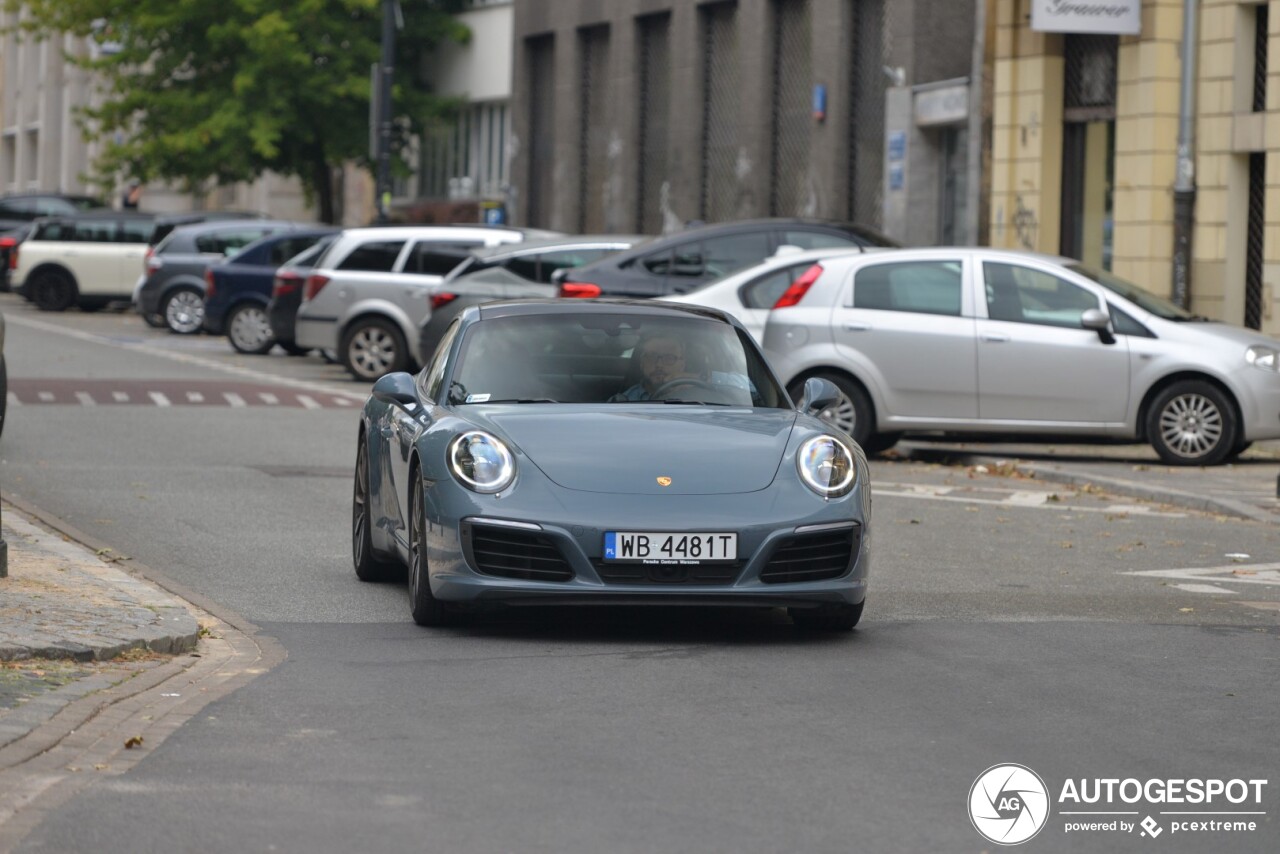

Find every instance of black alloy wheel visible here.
[408,469,455,627]
[32,270,76,312]
[352,439,402,582]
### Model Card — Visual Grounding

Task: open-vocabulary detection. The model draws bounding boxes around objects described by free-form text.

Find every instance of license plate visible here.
[603,532,737,564]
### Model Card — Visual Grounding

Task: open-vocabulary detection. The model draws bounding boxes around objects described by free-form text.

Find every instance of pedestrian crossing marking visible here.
[149,392,171,407]
[8,380,364,410]
[224,392,247,408]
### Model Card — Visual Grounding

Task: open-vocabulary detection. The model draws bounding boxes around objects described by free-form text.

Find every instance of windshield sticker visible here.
[465,393,491,403]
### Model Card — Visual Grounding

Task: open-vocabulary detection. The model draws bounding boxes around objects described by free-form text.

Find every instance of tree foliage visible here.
[2,0,470,222]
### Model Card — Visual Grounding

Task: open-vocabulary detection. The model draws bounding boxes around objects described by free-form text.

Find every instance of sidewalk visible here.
[895,438,1280,523]
[0,504,200,750]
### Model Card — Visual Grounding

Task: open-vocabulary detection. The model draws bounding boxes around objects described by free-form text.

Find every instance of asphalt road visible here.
[2,297,1278,853]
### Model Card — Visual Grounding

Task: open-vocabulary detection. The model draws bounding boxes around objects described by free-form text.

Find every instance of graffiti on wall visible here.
[1012,195,1038,250]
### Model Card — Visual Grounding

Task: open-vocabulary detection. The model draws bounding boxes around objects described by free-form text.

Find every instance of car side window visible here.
[196,228,274,255]
[782,230,858,250]
[740,264,809,309]
[702,232,770,278]
[1109,304,1154,337]
[74,220,118,243]
[119,220,154,243]
[853,261,963,316]
[0,199,35,218]
[641,247,674,276]
[408,241,483,275]
[337,240,406,272]
[983,262,1101,327]
[421,320,462,402]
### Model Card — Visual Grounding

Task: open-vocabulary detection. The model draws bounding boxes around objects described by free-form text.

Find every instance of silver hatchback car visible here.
[763,248,1280,466]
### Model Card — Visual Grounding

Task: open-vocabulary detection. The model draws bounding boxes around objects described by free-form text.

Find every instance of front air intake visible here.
[464,522,574,582]
[759,526,859,584]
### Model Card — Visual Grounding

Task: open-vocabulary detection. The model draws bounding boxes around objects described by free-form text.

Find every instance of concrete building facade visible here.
[989,0,1280,335]
[508,0,984,244]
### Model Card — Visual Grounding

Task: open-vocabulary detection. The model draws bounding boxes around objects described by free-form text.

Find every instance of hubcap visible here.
[166,291,205,333]
[1159,393,1224,458]
[817,392,858,437]
[350,327,398,378]
[230,306,273,351]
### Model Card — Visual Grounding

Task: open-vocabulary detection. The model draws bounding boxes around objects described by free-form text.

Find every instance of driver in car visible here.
[610,334,694,401]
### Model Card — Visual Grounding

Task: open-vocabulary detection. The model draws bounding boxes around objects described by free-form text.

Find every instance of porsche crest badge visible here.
[656,476,672,487]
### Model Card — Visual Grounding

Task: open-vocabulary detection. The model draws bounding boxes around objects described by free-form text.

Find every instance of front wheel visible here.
[408,469,456,627]
[342,318,409,381]
[226,303,276,355]
[788,372,874,447]
[163,287,205,335]
[352,439,402,583]
[31,270,77,312]
[1146,381,1238,467]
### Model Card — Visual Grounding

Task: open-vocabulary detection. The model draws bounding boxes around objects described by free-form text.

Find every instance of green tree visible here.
[3,0,470,222]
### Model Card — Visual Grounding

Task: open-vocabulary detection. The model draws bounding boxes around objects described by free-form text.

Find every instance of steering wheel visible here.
[651,377,719,399]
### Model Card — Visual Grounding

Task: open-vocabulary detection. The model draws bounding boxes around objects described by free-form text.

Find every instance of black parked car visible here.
[557,218,897,299]
[204,228,339,354]
[266,237,337,354]
[136,219,310,334]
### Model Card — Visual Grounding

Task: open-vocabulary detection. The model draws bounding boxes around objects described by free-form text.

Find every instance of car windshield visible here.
[1066,263,1201,321]
[447,313,789,408]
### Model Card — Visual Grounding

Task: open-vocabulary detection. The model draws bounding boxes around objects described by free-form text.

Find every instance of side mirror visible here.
[1080,308,1116,345]
[371,372,419,407]
[798,377,840,414]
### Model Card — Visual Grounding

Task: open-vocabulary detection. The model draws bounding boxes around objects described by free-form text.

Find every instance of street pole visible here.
[375,0,397,224]
[1172,0,1199,308]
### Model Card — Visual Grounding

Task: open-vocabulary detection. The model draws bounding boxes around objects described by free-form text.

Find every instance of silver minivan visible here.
[763,248,1280,466]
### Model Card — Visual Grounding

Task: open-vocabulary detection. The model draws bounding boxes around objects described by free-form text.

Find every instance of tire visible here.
[162,287,205,335]
[790,599,864,632]
[408,467,456,627]
[141,312,167,329]
[788,372,874,447]
[31,269,77,312]
[279,341,311,356]
[1227,440,1253,460]
[226,303,276,355]
[1145,380,1238,467]
[341,317,409,381]
[352,439,403,583]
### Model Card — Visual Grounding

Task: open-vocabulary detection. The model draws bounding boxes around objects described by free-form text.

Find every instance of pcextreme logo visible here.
[969,764,1051,845]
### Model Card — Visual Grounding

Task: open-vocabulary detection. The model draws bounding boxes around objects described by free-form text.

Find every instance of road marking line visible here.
[1172,583,1236,595]
[1006,490,1048,506]
[37,391,55,402]
[258,392,279,405]
[333,397,354,406]
[74,392,96,406]
[876,486,1185,517]
[149,392,171,407]
[6,391,19,406]
[112,391,130,403]
[1124,563,1280,588]
[297,395,320,410]
[223,392,247,408]
[186,391,204,403]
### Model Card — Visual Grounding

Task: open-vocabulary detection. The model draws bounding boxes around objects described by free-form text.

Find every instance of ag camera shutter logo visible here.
[969,764,1051,845]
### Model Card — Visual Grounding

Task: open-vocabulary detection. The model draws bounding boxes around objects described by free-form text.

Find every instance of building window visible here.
[1061,35,1117,269]
[849,0,886,228]
[700,1,740,222]
[769,0,812,216]
[418,101,509,202]
[577,25,610,233]
[525,35,555,227]
[1254,2,1269,113]
[636,12,671,234]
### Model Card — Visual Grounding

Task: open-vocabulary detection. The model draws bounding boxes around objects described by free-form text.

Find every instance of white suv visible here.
[13,212,154,311]
[295,225,554,380]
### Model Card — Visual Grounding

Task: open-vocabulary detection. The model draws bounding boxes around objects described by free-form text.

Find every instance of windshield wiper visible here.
[659,399,731,406]
[482,398,560,404]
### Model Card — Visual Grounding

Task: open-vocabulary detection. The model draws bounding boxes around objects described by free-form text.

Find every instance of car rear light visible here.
[772,264,824,309]
[3,238,17,271]
[558,281,602,298]
[303,274,330,301]
[431,292,458,310]
[272,272,302,298]
[204,268,216,299]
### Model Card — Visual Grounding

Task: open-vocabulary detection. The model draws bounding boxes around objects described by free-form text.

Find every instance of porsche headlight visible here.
[449,431,515,493]
[797,435,857,498]
[1245,345,1280,372]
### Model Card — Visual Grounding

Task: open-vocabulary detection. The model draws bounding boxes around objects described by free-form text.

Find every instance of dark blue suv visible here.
[203,228,338,354]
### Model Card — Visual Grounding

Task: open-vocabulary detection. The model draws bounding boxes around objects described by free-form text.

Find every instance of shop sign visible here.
[1031,0,1141,35]
[915,84,969,127]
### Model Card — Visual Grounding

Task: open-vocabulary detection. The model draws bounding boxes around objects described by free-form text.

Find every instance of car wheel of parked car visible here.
[163,287,205,335]
[1146,380,1238,467]
[31,269,77,312]
[1228,440,1253,459]
[342,318,408,381]
[408,467,456,627]
[788,372,872,447]
[0,354,7,438]
[789,599,864,631]
[352,439,402,583]
[227,304,276,355]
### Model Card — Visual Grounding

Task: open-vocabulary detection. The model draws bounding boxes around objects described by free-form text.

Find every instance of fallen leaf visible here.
[124,736,144,749]
[1178,607,1194,613]
[1233,569,1258,576]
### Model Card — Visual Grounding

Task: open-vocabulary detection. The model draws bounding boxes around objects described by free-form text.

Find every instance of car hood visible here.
[468,407,799,495]
[1172,320,1280,350]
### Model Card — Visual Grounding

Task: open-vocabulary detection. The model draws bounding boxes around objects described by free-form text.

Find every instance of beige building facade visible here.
[989,0,1280,336]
